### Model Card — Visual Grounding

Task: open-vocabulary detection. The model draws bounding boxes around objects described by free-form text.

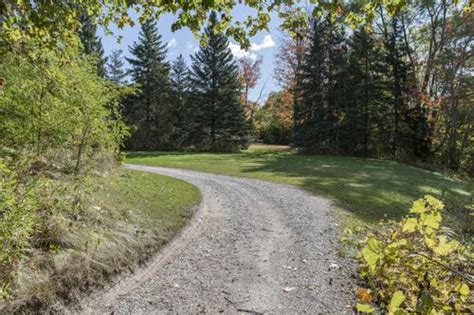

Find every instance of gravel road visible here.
[84,164,355,314]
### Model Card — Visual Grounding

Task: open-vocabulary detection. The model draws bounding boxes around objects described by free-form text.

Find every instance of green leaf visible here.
[388,290,405,312]
[356,303,375,313]
[362,246,381,270]
[416,290,434,314]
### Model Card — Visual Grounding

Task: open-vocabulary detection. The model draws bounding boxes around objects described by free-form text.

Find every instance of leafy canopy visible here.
[2,0,465,49]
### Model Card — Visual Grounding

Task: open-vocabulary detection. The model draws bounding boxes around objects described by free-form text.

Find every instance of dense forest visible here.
[288,3,473,176]
[111,2,473,175]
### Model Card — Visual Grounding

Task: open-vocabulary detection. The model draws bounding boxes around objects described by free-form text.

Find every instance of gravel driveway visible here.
[84,164,355,314]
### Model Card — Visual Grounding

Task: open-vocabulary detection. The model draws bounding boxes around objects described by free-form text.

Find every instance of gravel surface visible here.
[84,164,355,314]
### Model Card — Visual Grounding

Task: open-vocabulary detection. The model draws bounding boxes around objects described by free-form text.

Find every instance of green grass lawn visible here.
[93,169,201,235]
[126,145,472,227]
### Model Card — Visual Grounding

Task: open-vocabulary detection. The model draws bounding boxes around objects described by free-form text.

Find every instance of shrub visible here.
[356,195,473,313]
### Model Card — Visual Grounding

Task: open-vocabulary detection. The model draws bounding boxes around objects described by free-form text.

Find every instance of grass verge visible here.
[126,145,472,232]
[1,169,200,313]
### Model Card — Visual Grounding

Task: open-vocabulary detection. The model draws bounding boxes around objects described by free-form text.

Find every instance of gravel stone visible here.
[83,165,355,314]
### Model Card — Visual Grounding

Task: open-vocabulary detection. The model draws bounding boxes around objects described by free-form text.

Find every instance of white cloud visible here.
[167,38,177,49]
[250,35,275,51]
[229,42,257,60]
[228,34,274,60]
[186,42,194,50]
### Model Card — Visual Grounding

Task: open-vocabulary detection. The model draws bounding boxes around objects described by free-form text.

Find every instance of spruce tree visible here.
[169,54,191,147]
[340,28,389,156]
[293,18,345,153]
[106,49,127,85]
[124,18,173,150]
[78,12,107,77]
[171,54,190,95]
[187,12,249,152]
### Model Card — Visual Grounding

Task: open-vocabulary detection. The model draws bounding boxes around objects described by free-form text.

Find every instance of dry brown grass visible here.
[0,169,200,313]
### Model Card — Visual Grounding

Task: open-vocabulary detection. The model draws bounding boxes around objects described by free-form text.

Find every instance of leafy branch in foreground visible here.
[2,0,468,50]
[355,195,473,314]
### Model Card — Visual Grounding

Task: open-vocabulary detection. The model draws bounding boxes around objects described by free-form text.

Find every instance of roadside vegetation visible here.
[355,196,472,313]
[0,168,199,313]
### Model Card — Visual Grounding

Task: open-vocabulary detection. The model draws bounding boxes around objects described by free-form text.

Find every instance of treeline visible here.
[116,13,250,152]
[265,2,473,175]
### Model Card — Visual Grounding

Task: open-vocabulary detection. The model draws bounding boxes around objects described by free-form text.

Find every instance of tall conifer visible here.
[187,12,249,152]
[293,18,345,153]
[124,19,173,150]
[106,49,127,85]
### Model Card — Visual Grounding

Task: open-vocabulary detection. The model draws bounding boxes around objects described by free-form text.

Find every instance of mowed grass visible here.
[126,145,471,225]
[93,169,201,235]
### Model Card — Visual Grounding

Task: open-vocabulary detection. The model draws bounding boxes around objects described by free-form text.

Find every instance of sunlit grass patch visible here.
[126,145,471,227]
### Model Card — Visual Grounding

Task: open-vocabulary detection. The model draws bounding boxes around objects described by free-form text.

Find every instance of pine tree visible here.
[187,12,249,152]
[124,18,173,150]
[106,49,127,85]
[78,12,107,77]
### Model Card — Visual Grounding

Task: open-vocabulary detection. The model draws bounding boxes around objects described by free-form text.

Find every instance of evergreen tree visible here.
[380,16,411,156]
[187,12,249,152]
[169,54,191,147]
[78,12,107,77]
[340,28,389,156]
[124,18,173,150]
[106,49,127,85]
[293,18,345,153]
[171,54,190,95]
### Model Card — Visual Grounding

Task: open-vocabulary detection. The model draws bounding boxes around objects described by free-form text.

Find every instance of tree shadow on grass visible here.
[126,150,470,224]
[240,152,470,223]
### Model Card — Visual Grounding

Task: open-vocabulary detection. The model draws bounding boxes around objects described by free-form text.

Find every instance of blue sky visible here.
[99,6,283,102]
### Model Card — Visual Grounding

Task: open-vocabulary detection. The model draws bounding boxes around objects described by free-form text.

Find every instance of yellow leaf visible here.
[424,195,444,211]
[356,303,375,313]
[389,290,405,312]
[424,236,436,248]
[362,246,380,270]
[402,218,417,232]
[410,199,426,214]
[432,236,457,256]
[422,212,441,230]
[458,283,470,296]
[367,238,381,252]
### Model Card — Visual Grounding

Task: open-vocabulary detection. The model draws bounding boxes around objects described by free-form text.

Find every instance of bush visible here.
[0,42,129,302]
[356,195,473,313]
